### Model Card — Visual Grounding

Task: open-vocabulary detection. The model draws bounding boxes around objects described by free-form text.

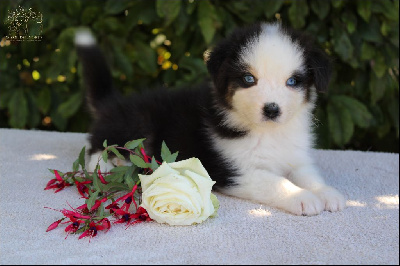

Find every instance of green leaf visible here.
[97,203,105,218]
[327,101,354,146]
[78,146,86,170]
[156,0,181,26]
[165,152,179,163]
[371,52,387,78]
[263,1,284,18]
[372,0,399,21]
[107,172,125,183]
[8,89,28,128]
[113,45,133,77]
[288,0,309,29]
[369,73,387,104]
[57,92,83,118]
[334,32,354,62]
[102,150,108,163]
[310,0,330,20]
[161,141,171,162]
[92,169,101,192]
[186,0,197,15]
[160,141,178,162]
[109,147,125,160]
[124,165,138,189]
[103,140,108,148]
[387,97,399,135]
[124,138,146,149]
[359,17,383,43]
[37,88,51,114]
[341,12,357,34]
[66,0,81,17]
[331,95,373,128]
[133,41,157,74]
[129,154,149,168]
[360,42,376,60]
[150,156,159,171]
[102,182,129,193]
[198,0,218,44]
[332,0,345,9]
[81,6,101,25]
[357,0,372,22]
[105,0,132,15]
[124,173,135,190]
[86,190,99,210]
[26,92,40,128]
[73,159,80,172]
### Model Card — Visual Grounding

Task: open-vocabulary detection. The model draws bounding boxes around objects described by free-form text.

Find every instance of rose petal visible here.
[168,158,211,179]
[139,162,179,192]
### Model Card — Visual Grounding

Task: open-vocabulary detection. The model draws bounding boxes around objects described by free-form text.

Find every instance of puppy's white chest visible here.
[213,133,303,176]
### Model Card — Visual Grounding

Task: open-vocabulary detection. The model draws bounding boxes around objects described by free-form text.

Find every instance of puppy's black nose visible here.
[263,102,281,119]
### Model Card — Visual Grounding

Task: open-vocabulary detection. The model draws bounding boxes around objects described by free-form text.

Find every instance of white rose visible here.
[139,158,219,226]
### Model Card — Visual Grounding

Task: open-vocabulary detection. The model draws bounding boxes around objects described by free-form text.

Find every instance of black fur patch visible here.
[281,25,332,99]
[87,84,241,189]
[206,23,262,108]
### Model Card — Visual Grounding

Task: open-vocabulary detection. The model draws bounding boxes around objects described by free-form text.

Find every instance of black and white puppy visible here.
[75,22,346,216]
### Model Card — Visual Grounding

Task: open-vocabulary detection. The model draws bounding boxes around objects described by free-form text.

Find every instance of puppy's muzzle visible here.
[263,102,281,120]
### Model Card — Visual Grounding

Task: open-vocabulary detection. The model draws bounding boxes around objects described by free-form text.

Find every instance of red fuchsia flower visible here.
[112,209,133,224]
[113,207,152,228]
[44,170,71,193]
[140,147,152,163]
[64,217,87,239]
[45,206,91,238]
[76,203,90,214]
[105,201,120,216]
[46,218,65,232]
[76,197,108,212]
[78,218,111,241]
[127,207,152,228]
[97,170,108,184]
[75,180,92,199]
[61,208,92,220]
[140,147,161,164]
[115,184,138,211]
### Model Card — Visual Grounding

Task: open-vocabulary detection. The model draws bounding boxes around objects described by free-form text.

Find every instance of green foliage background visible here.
[0,0,398,152]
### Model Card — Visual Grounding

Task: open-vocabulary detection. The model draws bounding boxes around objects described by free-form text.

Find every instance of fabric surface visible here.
[0,128,398,265]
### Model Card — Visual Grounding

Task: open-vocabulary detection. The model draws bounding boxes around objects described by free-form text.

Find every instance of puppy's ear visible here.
[205,39,229,83]
[308,48,332,93]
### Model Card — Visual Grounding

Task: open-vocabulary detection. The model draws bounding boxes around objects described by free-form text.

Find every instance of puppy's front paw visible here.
[279,189,324,216]
[313,186,346,212]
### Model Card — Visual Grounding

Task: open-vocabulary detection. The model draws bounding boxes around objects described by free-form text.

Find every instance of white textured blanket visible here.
[0,128,398,265]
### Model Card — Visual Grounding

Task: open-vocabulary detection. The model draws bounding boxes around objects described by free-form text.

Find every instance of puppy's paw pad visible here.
[281,190,324,216]
[313,186,346,212]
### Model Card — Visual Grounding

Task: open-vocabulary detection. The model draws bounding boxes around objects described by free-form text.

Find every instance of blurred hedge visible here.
[0,0,398,152]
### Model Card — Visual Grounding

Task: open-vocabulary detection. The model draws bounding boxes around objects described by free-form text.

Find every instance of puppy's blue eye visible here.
[286,77,297,86]
[243,75,255,84]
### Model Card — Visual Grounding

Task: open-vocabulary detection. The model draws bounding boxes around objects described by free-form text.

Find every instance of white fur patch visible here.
[241,23,305,79]
[87,151,114,172]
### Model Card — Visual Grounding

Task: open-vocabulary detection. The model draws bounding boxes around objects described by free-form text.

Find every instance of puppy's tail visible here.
[75,29,117,113]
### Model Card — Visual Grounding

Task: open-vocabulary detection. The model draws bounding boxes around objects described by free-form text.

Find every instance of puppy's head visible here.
[206,22,331,130]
